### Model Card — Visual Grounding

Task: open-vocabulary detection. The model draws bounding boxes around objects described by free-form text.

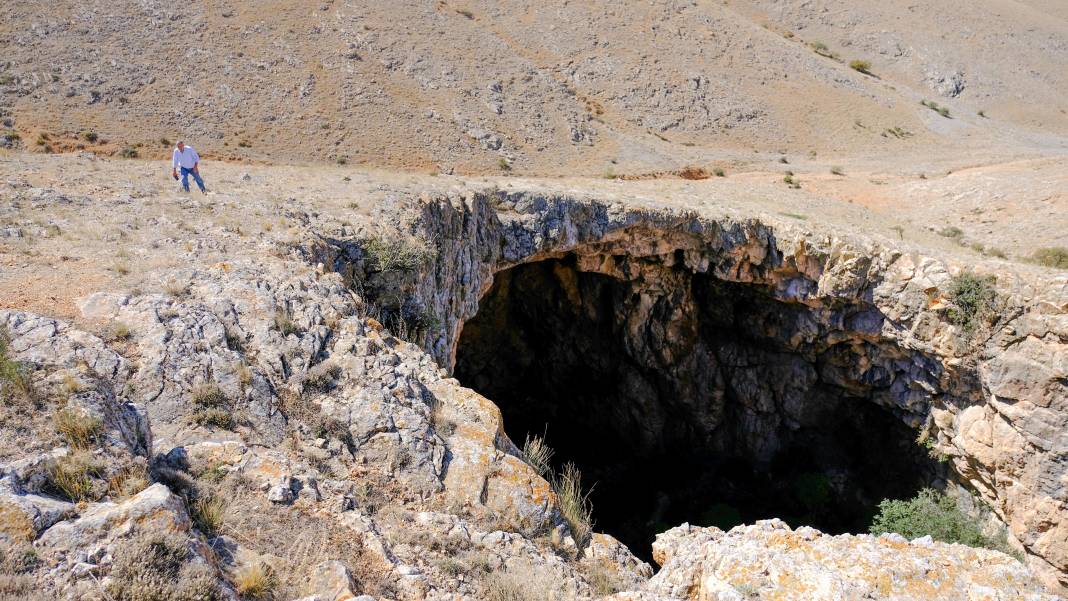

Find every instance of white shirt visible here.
[172,146,200,169]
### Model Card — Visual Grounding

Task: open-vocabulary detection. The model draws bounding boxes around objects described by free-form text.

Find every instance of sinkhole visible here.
[453,253,945,559]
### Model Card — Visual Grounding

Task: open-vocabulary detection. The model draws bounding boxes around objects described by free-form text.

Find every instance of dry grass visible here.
[106,533,223,601]
[218,484,390,599]
[481,561,569,601]
[521,433,553,479]
[0,502,35,543]
[0,331,33,405]
[191,494,227,536]
[232,561,278,600]
[46,450,105,502]
[554,462,594,550]
[54,406,102,449]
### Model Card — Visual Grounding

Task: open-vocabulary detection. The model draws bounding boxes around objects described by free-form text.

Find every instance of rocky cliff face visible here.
[1,186,1065,600]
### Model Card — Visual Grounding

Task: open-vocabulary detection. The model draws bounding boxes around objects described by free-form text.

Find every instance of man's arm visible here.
[171,149,179,173]
[191,148,200,171]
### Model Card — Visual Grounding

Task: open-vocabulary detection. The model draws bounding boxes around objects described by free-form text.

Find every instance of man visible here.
[171,140,207,193]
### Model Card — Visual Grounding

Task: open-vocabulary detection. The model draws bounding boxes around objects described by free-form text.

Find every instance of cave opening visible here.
[453,253,945,560]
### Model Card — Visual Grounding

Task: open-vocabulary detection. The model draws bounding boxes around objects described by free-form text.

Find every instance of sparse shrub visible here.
[224,326,245,351]
[810,41,837,59]
[80,130,98,143]
[978,110,987,118]
[922,99,951,118]
[190,384,234,430]
[945,272,997,335]
[191,494,226,536]
[1031,246,1068,269]
[160,137,172,146]
[603,168,618,179]
[237,140,252,148]
[849,59,872,74]
[336,156,348,165]
[303,362,341,392]
[363,236,435,273]
[54,407,102,449]
[456,8,474,19]
[583,561,626,597]
[1,131,19,143]
[106,533,223,601]
[713,167,725,177]
[192,384,228,408]
[870,488,1019,558]
[521,433,553,479]
[108,321,132,341]
[118,146,139,159]
[882,126,912,139]
[938,226,964,240]
[985,247,1007,259]
[46,450,105,502]
[0,503,36,543]
[0,331,33,404]
[782,174,800,189]
[232,561,277,600]
[273,309,301,337]
[192,408,234,430]
[830,166,844,176]
[35,132,48,145]
[0,75,14,85]
[497,157,511,171]
[481,562,563,601]
[162,279,191,298]
[0,539,37,600]
[554,462,593,549]
[109,461,151,498]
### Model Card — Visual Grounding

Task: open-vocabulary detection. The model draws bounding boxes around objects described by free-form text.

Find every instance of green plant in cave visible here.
[362,235,436,273]
[945,272,997,335]
[869,488,1020,559]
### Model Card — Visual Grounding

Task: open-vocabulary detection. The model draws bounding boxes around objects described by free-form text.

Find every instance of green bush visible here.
[363,236,435,273]
[117,146,138,159]
[869,488,1018,558]
[1031,246,1068,269]
[849,59,872,74]
[80,130,98,143]
[946,272,997,335]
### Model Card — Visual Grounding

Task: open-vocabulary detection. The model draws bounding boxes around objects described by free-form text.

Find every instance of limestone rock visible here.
[645,520,1058,601]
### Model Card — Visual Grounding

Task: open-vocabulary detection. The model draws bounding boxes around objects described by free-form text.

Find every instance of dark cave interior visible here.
[453,254,944,560]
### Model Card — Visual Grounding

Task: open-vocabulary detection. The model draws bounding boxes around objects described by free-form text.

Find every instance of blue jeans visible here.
[180,166,206,192]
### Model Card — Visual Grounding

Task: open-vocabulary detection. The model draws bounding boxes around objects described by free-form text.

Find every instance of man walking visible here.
[171,140,207,193]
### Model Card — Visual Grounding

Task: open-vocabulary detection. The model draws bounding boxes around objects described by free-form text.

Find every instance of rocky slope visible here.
[0,154,1066,599]
[2,0,1068,174]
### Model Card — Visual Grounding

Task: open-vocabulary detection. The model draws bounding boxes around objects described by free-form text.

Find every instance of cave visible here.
[453,253,946,559]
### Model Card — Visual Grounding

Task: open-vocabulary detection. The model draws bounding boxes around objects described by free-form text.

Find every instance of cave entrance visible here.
[453,254,944,559]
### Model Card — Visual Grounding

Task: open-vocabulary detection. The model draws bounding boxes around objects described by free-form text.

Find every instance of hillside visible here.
[2,0,1068,174]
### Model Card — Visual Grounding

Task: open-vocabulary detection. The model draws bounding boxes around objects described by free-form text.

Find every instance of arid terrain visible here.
[2,0,1068,175]
[1,2,1068,601]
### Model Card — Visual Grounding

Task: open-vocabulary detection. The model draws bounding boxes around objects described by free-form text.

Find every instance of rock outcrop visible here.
[0,185,1065,599]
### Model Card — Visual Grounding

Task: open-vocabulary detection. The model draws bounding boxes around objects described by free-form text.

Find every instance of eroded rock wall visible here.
[384,190,1068,590]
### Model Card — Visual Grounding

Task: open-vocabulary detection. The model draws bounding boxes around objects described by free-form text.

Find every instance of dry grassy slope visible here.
[1,0,1067,175]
